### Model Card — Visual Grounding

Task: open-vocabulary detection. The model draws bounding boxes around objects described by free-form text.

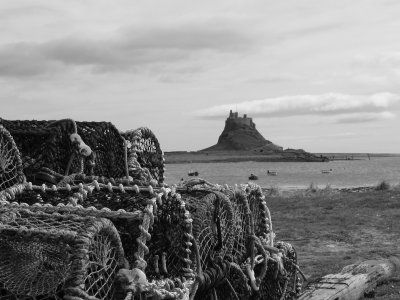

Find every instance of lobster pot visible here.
[213,188,260,300]
[0,119,76,181]
[178,184,273,300]
[179,190,239,297]
[253,242,301,300]
[5,183,195,281]
[8,184,151,267]
[0,208,126,300]
[145,191,194,281]
[0,119,129,181]
[122,128,165,185]
[70,121,126,179]
[244,184,273,244]
[0,126,25,192]
[227,185,301,300]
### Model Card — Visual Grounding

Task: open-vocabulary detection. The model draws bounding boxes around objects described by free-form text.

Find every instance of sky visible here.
[1,0,400,153]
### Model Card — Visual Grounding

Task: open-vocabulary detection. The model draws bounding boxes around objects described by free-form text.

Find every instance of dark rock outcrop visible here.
[201,111,283,152]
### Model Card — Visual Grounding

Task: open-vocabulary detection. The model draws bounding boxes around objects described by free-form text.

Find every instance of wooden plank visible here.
[298,257,400,300]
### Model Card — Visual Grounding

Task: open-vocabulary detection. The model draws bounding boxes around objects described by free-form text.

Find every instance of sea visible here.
[164,156,400,190]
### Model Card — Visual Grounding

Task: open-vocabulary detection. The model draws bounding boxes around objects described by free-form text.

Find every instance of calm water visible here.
[164,157,400,189]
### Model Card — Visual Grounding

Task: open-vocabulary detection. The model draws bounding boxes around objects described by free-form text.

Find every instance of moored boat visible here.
[267,170,278,176]
[188,170,199,176]
[249,173,258,180]
[321,169,332,174]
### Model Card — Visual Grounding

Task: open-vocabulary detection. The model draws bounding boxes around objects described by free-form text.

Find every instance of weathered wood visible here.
[298,257,400,300]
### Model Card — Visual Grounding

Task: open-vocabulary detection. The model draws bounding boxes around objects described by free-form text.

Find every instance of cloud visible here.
[0,43,52,77]
[280,23,344,41]
[348,52,400,85]
[0,23,254,78]
[353,52,400,68]
[194,92,400,119]
[335,111,396,123]
[0,5,64,19]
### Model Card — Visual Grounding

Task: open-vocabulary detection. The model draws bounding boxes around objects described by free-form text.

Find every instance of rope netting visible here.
[0,208,126,300]
[0,117,304,300]
[179,190,240,299]
[0,182,196,295]
[254,241,303,300]
[146,193,194,281]
[183,191,234,272]
[0,126,25,191]
[72,121,126,179]
[0,120,165,186]
[122,127,165,185]
[244,183,274,246]
[1,183,151,267]
[177,180,302,300]
[0,119,78,181]
[85,234,120,300]
[0,238,70,300]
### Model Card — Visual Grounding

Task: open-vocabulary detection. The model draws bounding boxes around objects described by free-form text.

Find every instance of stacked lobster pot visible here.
[177,179,304,300]
[0,181,195,300]
[0,119,303,300]
[0,121,195,300]
[0,119,164,186]
[0,205,127,300]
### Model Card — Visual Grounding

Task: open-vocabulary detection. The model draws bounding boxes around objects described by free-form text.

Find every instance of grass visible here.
[266,185,281,196]
[265,187,400,299]
[376,180,392,191]
[306,182,319,193]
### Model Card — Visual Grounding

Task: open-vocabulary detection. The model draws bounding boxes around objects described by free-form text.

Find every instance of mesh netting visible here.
[3,182,195,285]
[122,127,165,184]
[253,242,301,300]
[85,234,120,299]
[0,238,69,300]
[183,191,234,273]
[226,190,252,265]
[176,181,301,300]
[0,119,166,186]
[0,119,76,181]
[10,185,148,266]
[0,119,128,183]
[146,193,194,280]
[0,208,125,300]
[0,126,24,191]
[73,121,126,179]
[245,184,273,243]
[179,189,238,299]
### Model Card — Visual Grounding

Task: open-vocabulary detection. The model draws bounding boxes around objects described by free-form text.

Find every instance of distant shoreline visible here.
[164,151,399,164]
[261,185,377,194]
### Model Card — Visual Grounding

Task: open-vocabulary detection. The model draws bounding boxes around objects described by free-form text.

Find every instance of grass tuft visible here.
[375,180,391,191]
[267,185,281,196]
[323,184,333,193]
[306,182,319,193]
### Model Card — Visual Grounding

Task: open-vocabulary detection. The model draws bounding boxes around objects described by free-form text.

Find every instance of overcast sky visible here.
[1,0,400,153]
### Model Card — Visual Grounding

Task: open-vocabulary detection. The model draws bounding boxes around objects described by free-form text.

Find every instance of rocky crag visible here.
[201,110,283,152]
[165,111,328,163]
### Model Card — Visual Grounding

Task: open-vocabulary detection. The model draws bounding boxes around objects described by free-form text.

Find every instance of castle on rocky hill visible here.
[201,110,283,152]
[227,110,256,129]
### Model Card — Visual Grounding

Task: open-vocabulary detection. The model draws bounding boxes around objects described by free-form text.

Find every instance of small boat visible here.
[321,169,332,174]
[267,170,278,176]
[249,174,258,180]
[188,171,199,176]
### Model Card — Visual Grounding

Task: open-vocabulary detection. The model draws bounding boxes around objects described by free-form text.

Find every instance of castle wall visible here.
[228,110,255,128]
